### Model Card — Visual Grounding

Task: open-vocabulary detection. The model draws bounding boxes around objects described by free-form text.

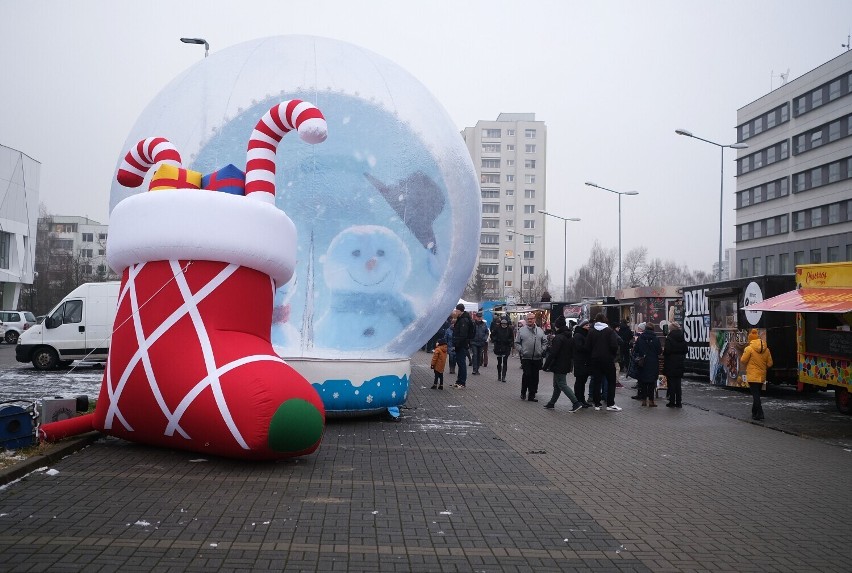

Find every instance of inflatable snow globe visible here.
[109,35,480,416]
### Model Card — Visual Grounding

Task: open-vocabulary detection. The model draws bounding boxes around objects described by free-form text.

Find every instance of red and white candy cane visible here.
[245,100,327,203]
[117,137,183,188]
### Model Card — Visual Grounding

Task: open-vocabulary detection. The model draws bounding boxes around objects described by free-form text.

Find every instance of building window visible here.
[794,251,805,266]
[827,246,840,262]
[523,220,535,229]
[811,207,822,227]
[524,174,536,184]
[481,219,499,228]
[506,144,515,151]
[753,257,762,275]
[506,159,515,167]
[847,245,852,261]
[481,188,499,199]
[481,249,498,259]
[524,205,536,214]
[505,189,514,196]
[523,235,536,244]
[52,238,73,250]
[525,144,536,153]
[99,249,105,255]
[525,129,536,138]
[481,264,498,275]
[482,158,500,168]
[81,249,93,258]
[481,234,499,244]
[83,264,93,275]
[524,189,535,198]
[505,219,514,227]
[829,203,840,224]
[481,173,500,184]
[780,253,791,274]
[482,204,500,214]
[793,211,805,231]
[0,232,9,270]
[505,204,514,212]
[482,143,500,153]
[523,266,535,275]
[98,233,107,240]
[740,223,751,241]
[810,248,822,263]
[523,250,535,259]
[524,159,536,169]
[740,259,748,278]
[507,129,515,136]
[81,233,94,242]
[506,174,515,182]
[483,128,501,138]
[766,255,776,274]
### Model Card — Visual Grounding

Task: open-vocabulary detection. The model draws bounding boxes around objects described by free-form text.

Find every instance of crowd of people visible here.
[427,303,743,415]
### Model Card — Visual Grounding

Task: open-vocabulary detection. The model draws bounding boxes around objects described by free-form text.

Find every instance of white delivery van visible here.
[16,281,120,370]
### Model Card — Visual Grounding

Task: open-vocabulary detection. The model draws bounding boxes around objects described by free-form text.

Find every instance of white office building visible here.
[0,144,39,309]
[41,215,116,282]
[735,50,852,276]
[462,113,547,301]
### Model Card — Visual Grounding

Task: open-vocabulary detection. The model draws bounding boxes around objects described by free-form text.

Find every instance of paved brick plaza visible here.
[0,351,849,572]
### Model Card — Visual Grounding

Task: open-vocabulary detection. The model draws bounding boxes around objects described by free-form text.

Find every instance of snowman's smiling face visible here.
[323,225,411,292]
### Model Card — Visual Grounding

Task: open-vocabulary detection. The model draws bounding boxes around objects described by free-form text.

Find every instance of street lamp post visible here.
[180,37,209,57]
[675,129,748,281]
[584,182,639,291]
[538,210,580,301]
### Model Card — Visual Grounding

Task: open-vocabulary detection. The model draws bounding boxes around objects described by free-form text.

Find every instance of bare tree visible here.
[464,265,488,301]
[621,246,648,287]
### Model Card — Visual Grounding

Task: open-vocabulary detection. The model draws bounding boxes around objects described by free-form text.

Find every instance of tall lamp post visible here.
[584,182,638,291]
[538,210,580,301]
[180,37,209,57]
[675,129,748,281]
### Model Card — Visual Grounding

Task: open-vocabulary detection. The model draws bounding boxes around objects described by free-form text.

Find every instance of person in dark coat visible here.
[452,304,474,388]
[634,322,663,406]
[542,317,583,411]
[662,321,688,407]
[616,319,634,376]
[585,313,622,410]
[490,318,514,382]
[571,320,592,407]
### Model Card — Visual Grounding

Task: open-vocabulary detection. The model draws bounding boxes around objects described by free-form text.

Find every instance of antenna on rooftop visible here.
[770,68,790,90]
[843,34,851,51]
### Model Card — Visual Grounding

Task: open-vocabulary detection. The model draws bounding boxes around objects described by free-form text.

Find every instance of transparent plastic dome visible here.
[109,35,480,361]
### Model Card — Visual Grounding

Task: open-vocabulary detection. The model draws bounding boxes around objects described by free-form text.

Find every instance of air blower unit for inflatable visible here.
[40,397,88,424]
[0,404,35,449]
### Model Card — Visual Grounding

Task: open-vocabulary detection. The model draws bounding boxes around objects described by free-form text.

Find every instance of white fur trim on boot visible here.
[107,190,296,287]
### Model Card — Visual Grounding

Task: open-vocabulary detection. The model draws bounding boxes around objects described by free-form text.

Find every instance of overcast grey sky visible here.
[2,0,851,280]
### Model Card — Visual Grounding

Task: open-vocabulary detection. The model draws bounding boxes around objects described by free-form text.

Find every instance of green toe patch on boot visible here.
[268,399,324,453]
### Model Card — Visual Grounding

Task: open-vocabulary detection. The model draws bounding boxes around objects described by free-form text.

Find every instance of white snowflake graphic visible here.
[354,390,359,395]
[391,391,397,399]
[366,395,373,404]
[333,392,339,399]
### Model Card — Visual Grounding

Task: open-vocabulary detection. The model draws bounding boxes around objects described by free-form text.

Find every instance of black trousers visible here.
[749,382,764,419]
[574,370,589,403]
[520,359,542,398]
[589,358,617,406]
[668,376,682,405]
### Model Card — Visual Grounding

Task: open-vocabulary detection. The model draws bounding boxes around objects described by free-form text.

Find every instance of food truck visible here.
[746,262,852,413]
[614,286,683,331]
[680,275,797,387]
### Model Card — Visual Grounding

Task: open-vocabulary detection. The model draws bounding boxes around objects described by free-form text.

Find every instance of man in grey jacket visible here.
[515,312,548,402]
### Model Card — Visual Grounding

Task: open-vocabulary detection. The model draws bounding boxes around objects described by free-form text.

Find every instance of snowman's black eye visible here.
[352,249,361,257]
[376,249,385,256]
[363,327,375,337]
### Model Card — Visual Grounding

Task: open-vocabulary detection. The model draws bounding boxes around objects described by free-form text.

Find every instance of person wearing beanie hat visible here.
[542,317,583,412]
[491,317,514,382]
[633,320,662,407]
[741,329,773,421]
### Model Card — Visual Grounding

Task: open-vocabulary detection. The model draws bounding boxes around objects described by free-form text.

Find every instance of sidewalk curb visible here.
[0,431,102,486]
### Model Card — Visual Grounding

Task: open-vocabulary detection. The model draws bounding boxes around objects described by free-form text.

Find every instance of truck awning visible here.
[743,288,852,313]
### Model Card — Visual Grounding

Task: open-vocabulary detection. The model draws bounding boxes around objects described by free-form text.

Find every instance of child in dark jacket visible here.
[431,339,448,389]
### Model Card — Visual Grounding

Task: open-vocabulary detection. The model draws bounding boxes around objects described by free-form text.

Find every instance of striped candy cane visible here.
[117,137,183,188]
[245,100,327,203]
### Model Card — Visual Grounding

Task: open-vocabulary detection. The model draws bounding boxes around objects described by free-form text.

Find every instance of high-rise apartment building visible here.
[735,50,852,277]
[462,113,547,301]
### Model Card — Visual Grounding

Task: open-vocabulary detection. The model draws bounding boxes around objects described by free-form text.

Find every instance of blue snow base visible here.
[313,373,409,417]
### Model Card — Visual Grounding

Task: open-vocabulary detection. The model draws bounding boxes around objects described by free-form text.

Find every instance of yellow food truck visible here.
[747,262,852,414]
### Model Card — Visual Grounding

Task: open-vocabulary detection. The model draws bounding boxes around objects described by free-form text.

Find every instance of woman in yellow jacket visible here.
[740,329,773,421]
